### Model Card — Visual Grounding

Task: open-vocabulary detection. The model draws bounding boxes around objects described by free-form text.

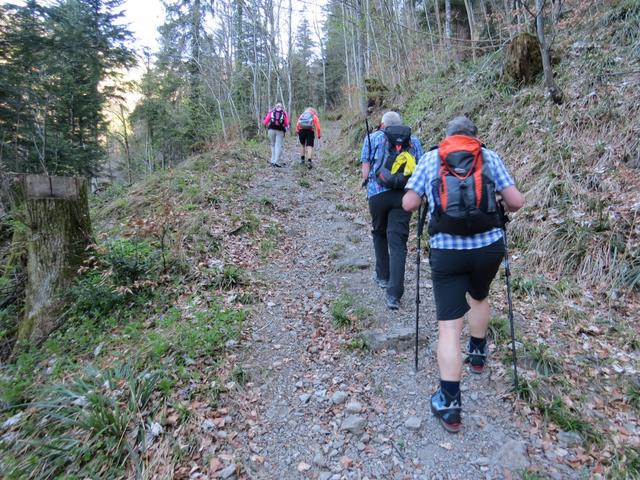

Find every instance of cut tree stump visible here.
[15,175,92,345]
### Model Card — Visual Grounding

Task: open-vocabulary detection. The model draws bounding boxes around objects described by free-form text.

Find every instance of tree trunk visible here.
[536,0,563,104]
[434,0,443,45]
[445,0,453,58]
[355,0,367,116]
[341,2,353,109]
[463,0,477,60]
[17,175,92,346]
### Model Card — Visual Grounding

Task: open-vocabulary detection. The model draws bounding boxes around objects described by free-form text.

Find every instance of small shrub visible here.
[68,270,128,319]
[104,238,161,284]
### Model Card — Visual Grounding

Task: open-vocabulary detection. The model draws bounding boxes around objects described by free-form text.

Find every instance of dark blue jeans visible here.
[368,190,411,300]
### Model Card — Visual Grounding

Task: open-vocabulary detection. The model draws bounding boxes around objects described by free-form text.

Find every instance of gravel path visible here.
[225,123,565,480]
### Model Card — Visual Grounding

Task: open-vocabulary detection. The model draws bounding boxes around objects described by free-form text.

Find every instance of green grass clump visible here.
[346,336,369,351]
[523,342,563,376]
[209,265,246,290]
[608,447,640,479]
[537,398,599,446]
[331,293,354,327]
[3,363,166,479]
[330,293,372,328]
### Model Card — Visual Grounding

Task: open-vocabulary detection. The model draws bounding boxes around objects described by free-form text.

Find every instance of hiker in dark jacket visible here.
[403,116,525,433]
[361,111,424,310]
[263,103,289,167]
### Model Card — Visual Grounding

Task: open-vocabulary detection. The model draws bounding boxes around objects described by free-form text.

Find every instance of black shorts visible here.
[429,238,505,321]
[298,129,315,147]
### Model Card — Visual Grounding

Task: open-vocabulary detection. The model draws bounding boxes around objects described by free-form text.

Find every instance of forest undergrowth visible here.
[0,140,286,478]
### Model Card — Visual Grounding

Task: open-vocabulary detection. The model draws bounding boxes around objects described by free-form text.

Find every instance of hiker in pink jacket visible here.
[263,103,289,167]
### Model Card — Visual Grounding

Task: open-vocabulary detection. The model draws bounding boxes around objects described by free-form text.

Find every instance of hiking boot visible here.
[271,162,284,168]
[307,159,313,170]
[374,276,389,289]
[385,294,400,310]
[464,340,487,374]
[430,388,462,433]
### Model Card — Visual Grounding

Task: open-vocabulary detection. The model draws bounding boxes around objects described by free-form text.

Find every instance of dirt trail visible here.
[226,122,564,479]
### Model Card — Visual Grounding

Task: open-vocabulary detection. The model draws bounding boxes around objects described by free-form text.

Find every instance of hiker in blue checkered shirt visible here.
[403,116,525,433]
[360,111,424,310]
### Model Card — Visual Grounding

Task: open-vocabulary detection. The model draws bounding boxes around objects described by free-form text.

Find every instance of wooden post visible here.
[16,175,92,345]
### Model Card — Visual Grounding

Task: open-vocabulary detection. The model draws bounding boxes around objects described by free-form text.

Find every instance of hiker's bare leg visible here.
[305,146,314,161]
[468,296,490,339]
[437,317,464,381]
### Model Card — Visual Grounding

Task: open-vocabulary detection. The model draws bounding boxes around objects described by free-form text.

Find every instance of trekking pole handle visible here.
[498,196,510,228]
[417,197,428,238]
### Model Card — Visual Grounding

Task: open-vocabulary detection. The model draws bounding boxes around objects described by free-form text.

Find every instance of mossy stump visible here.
[504,32,543,84]
[16,175,92,345]
[364,78,388,109]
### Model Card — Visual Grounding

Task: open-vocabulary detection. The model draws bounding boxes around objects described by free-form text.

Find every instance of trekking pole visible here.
[500,204,519,391]
[415,199,428,372]
[362,118,373,188]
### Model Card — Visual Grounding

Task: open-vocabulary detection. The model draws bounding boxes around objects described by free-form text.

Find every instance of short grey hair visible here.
[446,116,477,137]
[381,111,402,127]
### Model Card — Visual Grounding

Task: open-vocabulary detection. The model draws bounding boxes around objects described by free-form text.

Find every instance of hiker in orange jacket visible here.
[296,107,321,169]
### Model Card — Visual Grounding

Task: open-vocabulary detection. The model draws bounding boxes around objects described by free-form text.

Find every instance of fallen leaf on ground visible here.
[209,458,223,472]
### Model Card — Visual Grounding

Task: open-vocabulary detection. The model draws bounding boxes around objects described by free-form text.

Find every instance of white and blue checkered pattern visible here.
[360,131,425,198]
[406,146,515,250]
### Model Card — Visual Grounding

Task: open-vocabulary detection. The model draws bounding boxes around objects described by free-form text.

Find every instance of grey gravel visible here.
[404,416,422,430]
[331,391,348,405]
[557,430,584,448]
[219,464,236,479]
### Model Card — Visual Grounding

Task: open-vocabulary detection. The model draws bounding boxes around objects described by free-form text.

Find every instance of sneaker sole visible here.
[469,364,485,374]
[438,417,462,433]
[430,405,462,433]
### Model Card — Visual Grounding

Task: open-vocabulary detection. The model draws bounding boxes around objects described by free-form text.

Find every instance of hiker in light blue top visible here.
[361,121,424,199]
[360,111,424,310]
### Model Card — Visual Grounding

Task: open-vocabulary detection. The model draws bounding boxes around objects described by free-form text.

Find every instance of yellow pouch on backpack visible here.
[390,151,417,176]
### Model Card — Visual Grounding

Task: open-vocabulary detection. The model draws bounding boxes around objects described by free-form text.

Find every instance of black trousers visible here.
[368,190,411,299]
